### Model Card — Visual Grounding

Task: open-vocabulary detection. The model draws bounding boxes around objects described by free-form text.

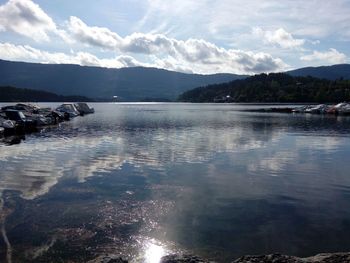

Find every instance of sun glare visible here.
[144,242,165,263]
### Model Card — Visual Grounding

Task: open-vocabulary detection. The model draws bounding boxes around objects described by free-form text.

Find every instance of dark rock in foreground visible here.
[233,252,350,263]
[161,254,214,262]
[91,252,350,263]
[88,256,128,263]
[233,254,298,262]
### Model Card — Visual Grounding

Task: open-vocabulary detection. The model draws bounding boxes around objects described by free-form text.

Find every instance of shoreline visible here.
[93,252,350,263]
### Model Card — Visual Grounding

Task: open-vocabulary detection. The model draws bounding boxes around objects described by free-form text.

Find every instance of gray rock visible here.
[233,253,303,263]
[233,252,350,263]
[88,255,128,263]
[88,252,350,263]
[160,254,214,263]
[304,252,350,262]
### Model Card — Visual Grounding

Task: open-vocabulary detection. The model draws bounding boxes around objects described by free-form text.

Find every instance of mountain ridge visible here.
[178,72,350,103]
[287,64,350,80]
[1,59,350,101]
[0,59,244,101]
[0,86,93,102]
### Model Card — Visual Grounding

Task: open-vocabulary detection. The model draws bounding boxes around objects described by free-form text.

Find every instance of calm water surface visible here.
[1,103,350,262]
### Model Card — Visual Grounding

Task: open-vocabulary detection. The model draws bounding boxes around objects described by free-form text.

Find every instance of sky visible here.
[0,0,349,75]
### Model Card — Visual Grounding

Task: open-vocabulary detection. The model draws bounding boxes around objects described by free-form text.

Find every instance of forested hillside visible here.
[0,59,243,101]
[0,86,93,102]
[178,73,350,103]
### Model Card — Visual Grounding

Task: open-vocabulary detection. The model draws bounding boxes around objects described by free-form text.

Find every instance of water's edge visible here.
[91,252,350,263]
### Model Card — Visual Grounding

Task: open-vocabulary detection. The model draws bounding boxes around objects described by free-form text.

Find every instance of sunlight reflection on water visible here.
[144,242,165,263]
[2,103,350,262]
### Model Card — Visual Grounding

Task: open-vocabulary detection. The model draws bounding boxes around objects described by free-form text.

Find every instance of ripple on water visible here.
[1,103,350,262]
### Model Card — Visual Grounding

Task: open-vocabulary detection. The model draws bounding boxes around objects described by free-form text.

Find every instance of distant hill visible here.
[0,59,244,101]
[178,73,350,103]
[0,86,93,102]
[287,64,350,80]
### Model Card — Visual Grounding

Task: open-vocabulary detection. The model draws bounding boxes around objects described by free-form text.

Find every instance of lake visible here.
[1,103,350,263]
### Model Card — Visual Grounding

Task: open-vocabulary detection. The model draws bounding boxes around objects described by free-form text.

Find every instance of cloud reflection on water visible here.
[1,104,350,261]
[0,109,278,199]
[1,104,350,203]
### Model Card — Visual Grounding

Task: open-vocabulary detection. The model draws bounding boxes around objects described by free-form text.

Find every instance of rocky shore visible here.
[93,252,350,263]
[233,253,350,262]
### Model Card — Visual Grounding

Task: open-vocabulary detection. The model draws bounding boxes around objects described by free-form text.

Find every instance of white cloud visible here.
[0,41,287,74]
[300,48,347,65]
[66,17,287,74]
[67,16,122,48]
[253,27,305,49]
[0,0,57,41]
[0,42,148,68]
[152,56,194,73]
[0,39,287,74]
[0,0,349,74]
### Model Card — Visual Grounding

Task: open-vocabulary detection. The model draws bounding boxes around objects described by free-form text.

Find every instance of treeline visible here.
[178,73,350,103]
[0,86,94,102]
